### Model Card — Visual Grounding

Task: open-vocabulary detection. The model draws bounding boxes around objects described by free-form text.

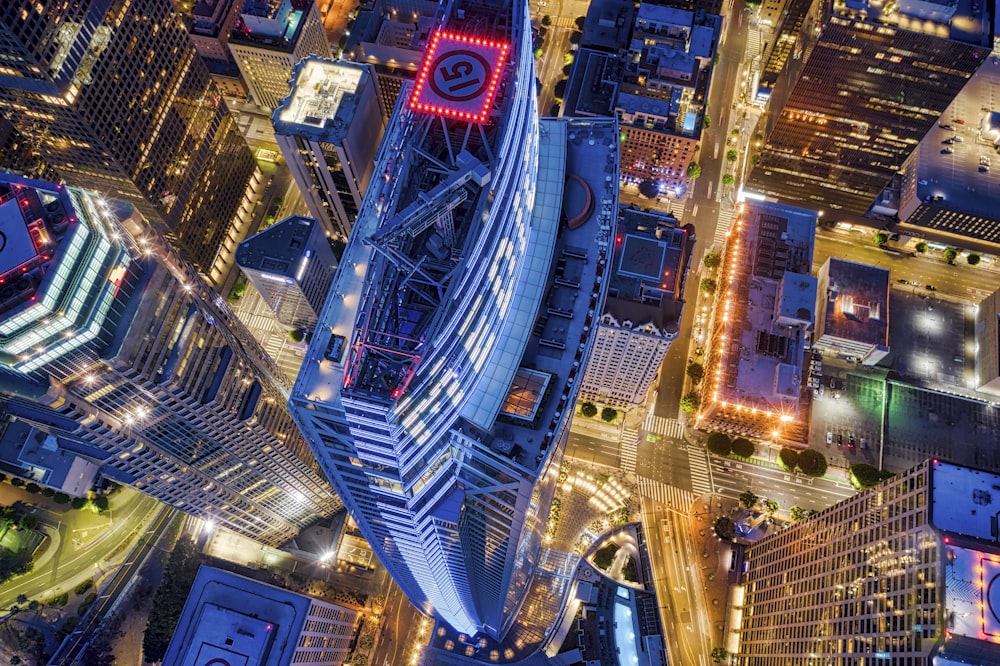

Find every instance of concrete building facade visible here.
[236,215,338,330]
[273,58,385,240]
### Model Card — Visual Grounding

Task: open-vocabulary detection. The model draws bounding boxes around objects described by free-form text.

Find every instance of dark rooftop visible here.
[817,257,890,347]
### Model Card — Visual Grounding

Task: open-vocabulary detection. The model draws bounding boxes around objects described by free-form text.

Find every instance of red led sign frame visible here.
[409,30,509,123]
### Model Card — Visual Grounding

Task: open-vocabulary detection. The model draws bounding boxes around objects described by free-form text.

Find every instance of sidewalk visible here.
[688,494,738,651]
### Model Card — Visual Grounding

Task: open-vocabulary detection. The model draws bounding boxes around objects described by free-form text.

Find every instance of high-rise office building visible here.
[0,174,339,546]
[290,0,615,639]
[236,214,337,330]
[273,58,386,240]
[745,0,991,215]
[735,459,1000,664]
[0,1,261,286]
[229,0,332,111]
[580,207,692,409]
[164,565,360,665]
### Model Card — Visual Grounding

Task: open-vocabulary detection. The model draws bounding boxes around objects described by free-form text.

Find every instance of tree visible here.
[575,15,586,29]
[680,391,700,413]
[722,173,735,186]
[850,463,892,489]
[797,449,828,477]
[712,647,730,663]
[53,492,70,504]
[288,328,305,343]
[761,498,779,515]
[24,483,40,494]
[703,115,711,129]
[600,407,617,423]
[968,253,981,265]
[687,162,702,179]
[713,516,735,540]
[144,539,201,662]
[92,495,110,513]
[703,252,721,270]
[706,432,732,457]
[638,179,658,198]
[700,277,717,294]
[725,149,738,162]
[70,497,87,510]
[9,477,24,487]
[790,506,809,522]
[874,231,889,246]
[739,490,758,510]
[40,487,54,498]
[15,594,27,605]
[541,14,552,25]
[778,447,799,471]
[731,437,755,458]
[686,362,705,385]
[915,241,928,253]
[943,247,958,264]
[580,402,597,418]
[18,514,37,531]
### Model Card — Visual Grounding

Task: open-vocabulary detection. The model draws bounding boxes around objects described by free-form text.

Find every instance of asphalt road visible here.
[371,572,429,666]
[0,488,162,610]
[531,0,590,116]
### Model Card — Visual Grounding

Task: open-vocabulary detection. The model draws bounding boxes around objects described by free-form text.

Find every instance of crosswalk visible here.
[713,205,735,249]
[620,426,639,473]
[687,448,713,497]
[638,477,697,511]
[644,413,686,439]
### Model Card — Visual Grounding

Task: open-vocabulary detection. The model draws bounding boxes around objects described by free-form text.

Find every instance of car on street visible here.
[925,284,936,291]
[942,147,954,154]
[837,434,843,445]
[827,432,833,444]
[860,438,867,449]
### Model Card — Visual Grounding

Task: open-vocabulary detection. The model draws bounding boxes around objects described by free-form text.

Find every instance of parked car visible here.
[827,432,833,444]
[926,284,936,291]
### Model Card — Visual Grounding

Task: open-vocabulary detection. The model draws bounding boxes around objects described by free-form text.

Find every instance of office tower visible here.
[164,565,360,665]
[580,207,692,409]
[976,286,1000,396]
[273,58,386,240]
[0,1,261,286]
[745,0,991,215]
[290,0,616,639]
[699,201,816,443]
[736,459,1000,664]
[564,0,720,195]
[0,174,339,545]
[236,214,337,330]
[228,0,332,110]
[813,257,890,365]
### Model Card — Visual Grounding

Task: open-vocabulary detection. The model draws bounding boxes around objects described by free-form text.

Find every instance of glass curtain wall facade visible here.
[0,1,259,285]
[0,174,339,546]
[290,0,581,640]
[745,0,991,214]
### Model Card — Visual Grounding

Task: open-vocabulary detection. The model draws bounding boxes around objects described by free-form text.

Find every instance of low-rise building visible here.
[813,257,890,365]
[581,206,693,409]
[698,201,817,443]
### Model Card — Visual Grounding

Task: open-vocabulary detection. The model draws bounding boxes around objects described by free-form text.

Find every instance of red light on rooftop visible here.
[409,30,509,123]
[944,537,950,544]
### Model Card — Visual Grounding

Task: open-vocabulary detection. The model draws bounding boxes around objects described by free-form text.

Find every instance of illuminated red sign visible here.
[409,31,509,123]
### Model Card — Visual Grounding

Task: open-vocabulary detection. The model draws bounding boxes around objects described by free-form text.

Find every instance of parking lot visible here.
[882,289,974,388]
[811,364,885,470]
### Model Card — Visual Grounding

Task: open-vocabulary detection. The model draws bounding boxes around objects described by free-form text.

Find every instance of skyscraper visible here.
[236,214,337,330]
[0,0,261,286]
[273,58,386,240]
[0,174,339,546]
[736,459,1000,664]
[745,0,991,215]
[229,0,332,110]
[290,0,615,639]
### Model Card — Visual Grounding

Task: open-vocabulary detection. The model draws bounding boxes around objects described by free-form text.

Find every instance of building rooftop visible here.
[817,258,890,348]
[236,215,324,279]
[701,201,817,436]
[163,566,312,666]
[833,0,992,44]
[563,49,622,118]
[0,418,102,495]
[932,461,1000,657]
[273,58,370,143]
[603,206,691,334]
[230,0,308,51]
[580,0,636,51]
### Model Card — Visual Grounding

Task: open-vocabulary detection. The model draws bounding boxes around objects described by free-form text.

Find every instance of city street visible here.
[0,487,162,610]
